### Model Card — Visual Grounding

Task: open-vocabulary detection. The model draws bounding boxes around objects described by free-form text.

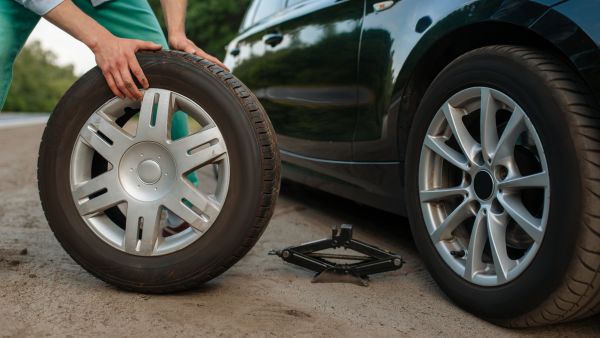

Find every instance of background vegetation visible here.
[3,41,78,112]
[5,1,250,112]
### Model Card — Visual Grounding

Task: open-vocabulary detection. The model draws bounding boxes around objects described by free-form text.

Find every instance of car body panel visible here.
[226,0,600,216]
[227,0,364,161]
[532,0,600,103]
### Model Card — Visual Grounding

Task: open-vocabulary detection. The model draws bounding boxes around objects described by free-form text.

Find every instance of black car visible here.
[225,0,600,327]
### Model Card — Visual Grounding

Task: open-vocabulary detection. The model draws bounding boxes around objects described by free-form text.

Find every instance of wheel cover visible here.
[70,89,230,256]
[419,87,550,286]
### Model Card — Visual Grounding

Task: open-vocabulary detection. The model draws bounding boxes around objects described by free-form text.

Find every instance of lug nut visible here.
[450,250,466,258]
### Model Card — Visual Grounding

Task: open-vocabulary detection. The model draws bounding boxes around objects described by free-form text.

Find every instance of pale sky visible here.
[28,18,96,75]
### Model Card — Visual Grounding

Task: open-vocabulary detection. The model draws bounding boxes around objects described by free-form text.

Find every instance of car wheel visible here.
[38,51,280,293]
[406,45,600,327]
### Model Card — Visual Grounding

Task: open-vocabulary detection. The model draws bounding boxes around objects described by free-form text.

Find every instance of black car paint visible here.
[225,0,600,216]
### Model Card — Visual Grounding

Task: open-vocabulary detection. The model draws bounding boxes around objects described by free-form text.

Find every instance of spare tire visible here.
[38,51,280,293]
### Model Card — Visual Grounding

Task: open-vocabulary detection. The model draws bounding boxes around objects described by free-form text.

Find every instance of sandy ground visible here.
[0,124,598,337]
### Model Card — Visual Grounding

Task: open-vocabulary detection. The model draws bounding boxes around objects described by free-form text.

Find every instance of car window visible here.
[253,0,285,25]
[240,0,260,31]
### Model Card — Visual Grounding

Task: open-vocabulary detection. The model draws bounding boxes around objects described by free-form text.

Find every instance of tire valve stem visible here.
[451,250,466,258]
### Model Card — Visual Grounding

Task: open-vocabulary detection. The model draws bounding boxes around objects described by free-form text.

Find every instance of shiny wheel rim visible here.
[70,89,230,256]
[419,87,550,286]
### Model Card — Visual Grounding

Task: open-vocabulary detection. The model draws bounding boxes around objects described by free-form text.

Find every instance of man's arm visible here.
[160,0,228,70]
[44,1,161,100]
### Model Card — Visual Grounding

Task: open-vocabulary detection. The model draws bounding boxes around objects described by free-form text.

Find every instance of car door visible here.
[226,0,365,161]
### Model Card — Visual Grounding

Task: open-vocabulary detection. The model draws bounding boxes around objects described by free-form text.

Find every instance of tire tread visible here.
[459,46,600,327]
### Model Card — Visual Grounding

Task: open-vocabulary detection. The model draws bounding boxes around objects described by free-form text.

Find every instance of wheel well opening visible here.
[398,21,574,160]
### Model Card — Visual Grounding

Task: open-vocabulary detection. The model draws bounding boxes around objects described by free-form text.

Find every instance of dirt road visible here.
[0,125,598,337]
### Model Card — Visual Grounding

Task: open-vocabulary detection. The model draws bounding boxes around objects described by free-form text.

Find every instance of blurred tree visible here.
[4,41,78,113]
[149,0,251,60]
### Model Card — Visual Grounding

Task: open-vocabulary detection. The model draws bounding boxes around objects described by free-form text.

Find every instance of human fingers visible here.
[101,69,125,99]
[194,49,229,71]
[112,68,137,100]
[135,40,163,51]
[127,54,149,89]
[119,63,142,100]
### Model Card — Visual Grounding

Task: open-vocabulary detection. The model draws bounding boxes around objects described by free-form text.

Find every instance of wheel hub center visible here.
[473,170,494,200]
[137,160,162,184]
[118,142,176,202]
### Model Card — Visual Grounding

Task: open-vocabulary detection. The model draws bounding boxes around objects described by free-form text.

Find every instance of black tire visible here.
[405,45,600,327]
[38,51,280,293]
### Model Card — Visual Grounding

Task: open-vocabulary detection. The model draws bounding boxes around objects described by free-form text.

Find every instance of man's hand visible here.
[160,0,229,71]
[169,35,229,71]
[45,1,162,101]
[92,35,162,100]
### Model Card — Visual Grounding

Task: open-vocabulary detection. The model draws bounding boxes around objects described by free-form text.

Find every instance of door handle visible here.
[230,47,240,56]
[263,33,283,47]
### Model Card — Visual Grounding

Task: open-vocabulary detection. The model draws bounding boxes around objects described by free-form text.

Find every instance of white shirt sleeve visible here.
[13,0,65,16]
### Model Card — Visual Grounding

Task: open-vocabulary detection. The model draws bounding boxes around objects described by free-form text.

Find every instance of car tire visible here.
[405,45,600,327]
[38,51,280,293]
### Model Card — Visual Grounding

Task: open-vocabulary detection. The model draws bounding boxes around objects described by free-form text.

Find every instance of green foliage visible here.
[149,0,250,60]
[4,41,78,112]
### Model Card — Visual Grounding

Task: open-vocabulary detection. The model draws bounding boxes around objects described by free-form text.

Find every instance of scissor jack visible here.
[269,224,403,286]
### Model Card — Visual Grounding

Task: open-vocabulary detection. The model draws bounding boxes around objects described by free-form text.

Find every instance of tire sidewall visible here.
[405,48,582,319]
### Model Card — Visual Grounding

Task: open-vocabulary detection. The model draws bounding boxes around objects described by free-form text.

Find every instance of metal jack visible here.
[269,224,403,286]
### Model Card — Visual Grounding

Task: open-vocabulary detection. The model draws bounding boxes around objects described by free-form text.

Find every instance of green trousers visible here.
[0,0,196,185]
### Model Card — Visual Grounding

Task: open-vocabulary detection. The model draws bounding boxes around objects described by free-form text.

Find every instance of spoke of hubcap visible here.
[175,132,227,174]
[170,126,222,151]
[164,181,222,233]
[430,198,475,242]
[424,135,470,172]
[464,209,487,281]
[498,171,549,190]
[420,186,468,203]
[480,88,499,163]
[137,89,173,141]
[123,203,162,255]
[73,170,116,201]
[73,171,124,216]
[497,194,544,243]
[181,183,221,223]
[442,102,480,163]
[494,107,527,164]
[487,211,516,283]
[169,126,226,175]
[80,111,133,164]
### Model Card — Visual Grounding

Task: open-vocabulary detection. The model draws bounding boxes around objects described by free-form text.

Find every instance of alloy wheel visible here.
[418,87,550,286]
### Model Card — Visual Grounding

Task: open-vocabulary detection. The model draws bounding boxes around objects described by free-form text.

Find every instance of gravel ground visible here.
[0,124,598,337]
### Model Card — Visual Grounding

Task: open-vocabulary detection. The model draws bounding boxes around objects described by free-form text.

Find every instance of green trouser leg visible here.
[0,2,40,110]
[73,0,198,186]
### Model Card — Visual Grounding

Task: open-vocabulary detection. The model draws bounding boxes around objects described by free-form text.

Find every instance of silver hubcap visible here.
[419,87,550,286]
[70,89,230,256]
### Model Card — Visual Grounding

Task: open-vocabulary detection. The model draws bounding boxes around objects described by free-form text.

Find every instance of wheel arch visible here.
[396,18,600,178]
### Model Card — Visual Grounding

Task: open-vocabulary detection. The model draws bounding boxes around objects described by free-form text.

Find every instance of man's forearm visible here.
[44,0,113,52]
[160,0,188,39]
